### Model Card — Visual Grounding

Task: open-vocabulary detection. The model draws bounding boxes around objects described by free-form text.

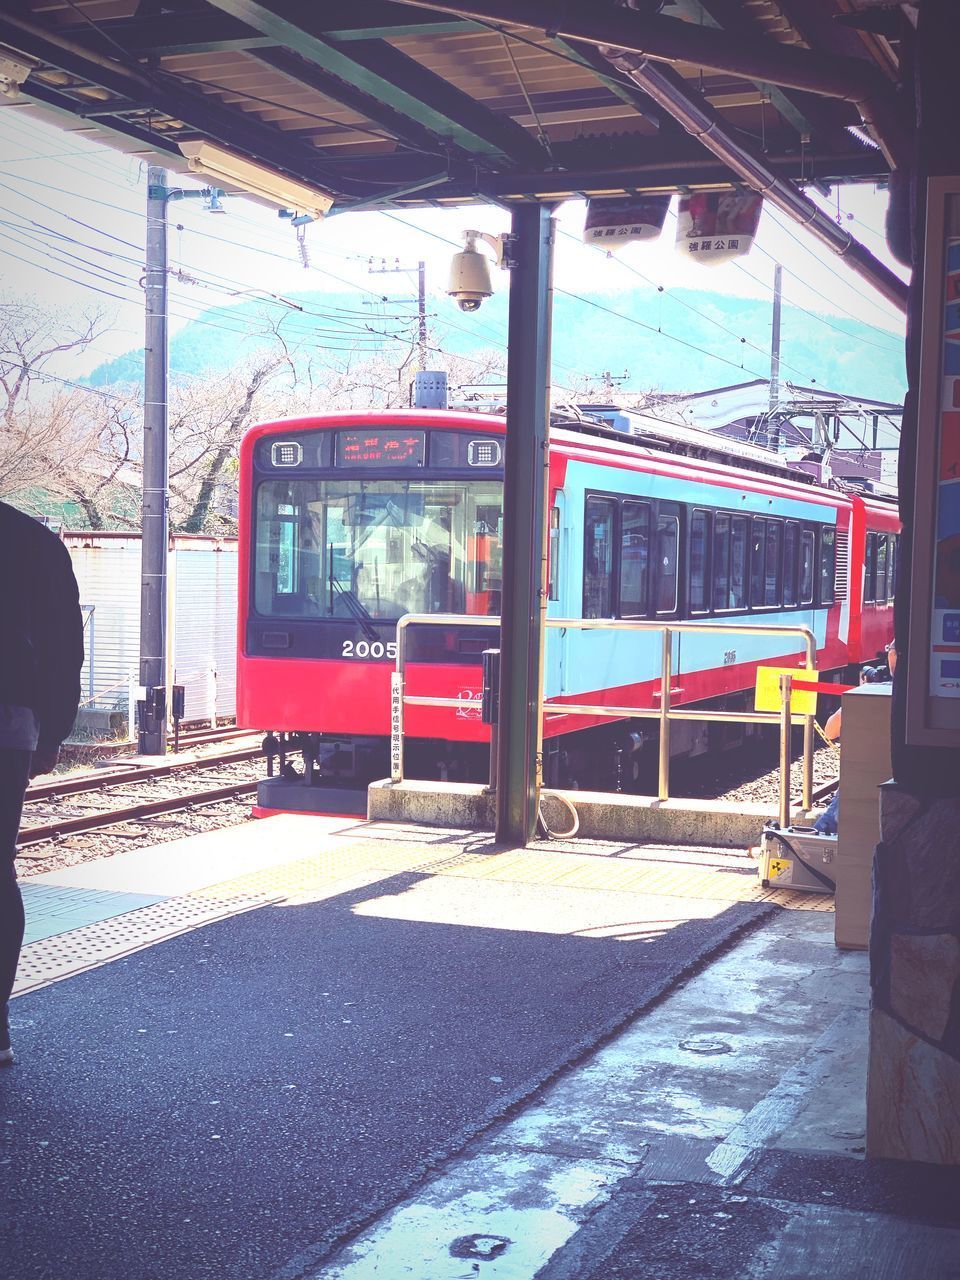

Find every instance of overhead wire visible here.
[557,224,822,386]
[0,221,421,354]
[0,110,902,391]
[384,211,782,383]
[0,210,518,377]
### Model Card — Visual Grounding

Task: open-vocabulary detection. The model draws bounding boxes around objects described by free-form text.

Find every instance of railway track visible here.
[19,739,264,852]
[26,744,261,803]
[18,777,258,848]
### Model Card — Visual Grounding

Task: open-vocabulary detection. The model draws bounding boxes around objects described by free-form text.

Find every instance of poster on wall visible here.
[583,195,671,247]
[907,178,960,744]
[932,235,960,697]
[675,191,763,263]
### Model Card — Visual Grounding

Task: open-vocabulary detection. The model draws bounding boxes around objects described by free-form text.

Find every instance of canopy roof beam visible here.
[668,0,858,148]
[396,0,909,168]
[202,0,546,165]
[0,10,351,192]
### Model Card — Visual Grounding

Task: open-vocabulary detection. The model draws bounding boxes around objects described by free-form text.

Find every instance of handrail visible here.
[392,614,817,818]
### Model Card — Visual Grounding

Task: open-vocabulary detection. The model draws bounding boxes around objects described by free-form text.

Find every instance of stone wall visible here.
[867,784,960,1163]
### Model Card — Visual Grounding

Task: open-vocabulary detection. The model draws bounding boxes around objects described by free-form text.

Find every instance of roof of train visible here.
[242,407,899,515]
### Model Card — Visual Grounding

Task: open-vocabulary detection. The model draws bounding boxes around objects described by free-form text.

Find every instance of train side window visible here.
[889,535,898,599]
[548,505,561,602]
[620,501,651,616]
[876,534,889,603]
[689,509,710,613]
[655,512,680,613]
[730,516,748,609]
[800,530,815,604]
[750,517,766,607]
[583,496,616,618]
[819,526,836,605]
[865,532,877,603]
[764,520,783,606]
[277,511,299,595]
[783,522,799,607]
[712,513,731,610]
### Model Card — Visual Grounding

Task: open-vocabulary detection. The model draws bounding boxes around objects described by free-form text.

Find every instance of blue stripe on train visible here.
[545,458,835,699]
[543,609,827,699]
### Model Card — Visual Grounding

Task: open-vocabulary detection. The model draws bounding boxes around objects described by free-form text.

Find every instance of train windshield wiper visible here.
[328,564,379,643]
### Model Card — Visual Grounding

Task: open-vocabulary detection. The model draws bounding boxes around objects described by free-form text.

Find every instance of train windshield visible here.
[255,478,504,620]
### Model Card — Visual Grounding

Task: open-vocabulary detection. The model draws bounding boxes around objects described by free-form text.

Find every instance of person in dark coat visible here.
[0,501,84,1065]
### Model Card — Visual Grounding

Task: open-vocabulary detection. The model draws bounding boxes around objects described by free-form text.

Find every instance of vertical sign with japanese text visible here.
[932,208,960,697]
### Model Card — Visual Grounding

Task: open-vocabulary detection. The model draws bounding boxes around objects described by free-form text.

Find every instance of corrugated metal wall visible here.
[170,543,238,721]
[67,536,142,715]
[65,535,238,727]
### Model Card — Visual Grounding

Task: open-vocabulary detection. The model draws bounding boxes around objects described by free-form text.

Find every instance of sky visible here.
[0,104,909,396]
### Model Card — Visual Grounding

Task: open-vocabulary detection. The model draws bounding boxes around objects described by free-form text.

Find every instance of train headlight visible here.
[271,441,303,467]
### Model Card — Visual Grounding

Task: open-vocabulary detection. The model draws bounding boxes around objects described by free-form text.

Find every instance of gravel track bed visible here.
[668,735,839,807]
[17,756,262,879]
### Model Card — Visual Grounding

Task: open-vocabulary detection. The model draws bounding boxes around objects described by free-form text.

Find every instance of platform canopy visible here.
[0,2,912,299]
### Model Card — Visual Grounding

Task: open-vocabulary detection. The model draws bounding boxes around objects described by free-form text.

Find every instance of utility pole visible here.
[588,369,629,400]
[417,259,427,371]
[138,172,221,754]
[768,263,783,450]
[139,165,170,754]
[368,257,428,370]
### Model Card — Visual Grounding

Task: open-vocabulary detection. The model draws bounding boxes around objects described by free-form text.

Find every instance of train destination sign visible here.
[336,430,426,466]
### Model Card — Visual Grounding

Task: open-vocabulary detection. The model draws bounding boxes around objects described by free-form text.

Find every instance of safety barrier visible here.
[391,614,819,821]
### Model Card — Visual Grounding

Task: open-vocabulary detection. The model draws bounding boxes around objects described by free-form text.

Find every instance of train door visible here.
[545,493,565,698]
[654,500,683,684]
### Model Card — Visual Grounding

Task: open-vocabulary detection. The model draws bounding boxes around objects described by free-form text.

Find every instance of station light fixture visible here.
[177,141,334,221]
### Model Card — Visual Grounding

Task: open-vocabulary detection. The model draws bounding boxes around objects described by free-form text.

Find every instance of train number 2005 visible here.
[341,640,398,660]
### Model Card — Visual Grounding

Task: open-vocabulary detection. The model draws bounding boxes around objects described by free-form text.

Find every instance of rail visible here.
[391,614,818,824]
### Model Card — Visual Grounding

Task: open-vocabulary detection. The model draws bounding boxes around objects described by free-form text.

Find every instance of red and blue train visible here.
[237,408,898,814]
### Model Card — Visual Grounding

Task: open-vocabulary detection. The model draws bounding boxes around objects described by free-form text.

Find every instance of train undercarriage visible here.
[254,685,798,816]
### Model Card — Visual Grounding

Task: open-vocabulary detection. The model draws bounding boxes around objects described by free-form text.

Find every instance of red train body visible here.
[237,410,897,810]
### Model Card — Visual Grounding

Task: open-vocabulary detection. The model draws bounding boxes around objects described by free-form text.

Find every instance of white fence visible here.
[65,533,238,728]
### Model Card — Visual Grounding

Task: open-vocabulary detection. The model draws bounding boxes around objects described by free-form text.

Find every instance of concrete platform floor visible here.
[7,816,960,1279]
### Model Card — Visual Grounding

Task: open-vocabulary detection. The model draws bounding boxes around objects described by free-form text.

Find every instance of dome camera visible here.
[448,230,506,312]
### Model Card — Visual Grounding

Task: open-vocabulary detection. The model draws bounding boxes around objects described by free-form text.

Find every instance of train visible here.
[237,407,899,814]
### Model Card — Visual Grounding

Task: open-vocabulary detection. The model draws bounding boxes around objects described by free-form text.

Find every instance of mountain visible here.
[87,284,907,404]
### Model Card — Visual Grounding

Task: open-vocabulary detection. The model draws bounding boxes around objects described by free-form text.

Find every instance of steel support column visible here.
[139,166,169,754]
[495,205,555,846]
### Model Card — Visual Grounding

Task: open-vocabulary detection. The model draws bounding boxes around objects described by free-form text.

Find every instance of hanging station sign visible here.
[583,195,671,247]
[675,191,763,263]
[906,177,960,744]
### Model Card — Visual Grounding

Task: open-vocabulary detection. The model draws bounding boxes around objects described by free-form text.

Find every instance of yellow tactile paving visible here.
[412,846,834,911]
[192,837,834,914]
[190,838,469,906]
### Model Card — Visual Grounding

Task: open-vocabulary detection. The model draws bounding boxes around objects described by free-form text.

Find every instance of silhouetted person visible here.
[0,502,83,1065]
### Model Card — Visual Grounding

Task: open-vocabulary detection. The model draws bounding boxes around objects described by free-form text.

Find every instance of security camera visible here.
[448,230,505,312]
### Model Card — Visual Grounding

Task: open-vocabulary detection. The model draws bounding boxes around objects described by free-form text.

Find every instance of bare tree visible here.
[0,300,137,525]
[167,354,291,533]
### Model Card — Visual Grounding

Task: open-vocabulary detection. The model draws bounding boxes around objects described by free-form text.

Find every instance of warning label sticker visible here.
[767,858,793,882]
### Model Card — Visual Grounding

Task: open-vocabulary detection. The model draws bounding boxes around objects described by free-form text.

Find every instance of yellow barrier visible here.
[755,665,820,717]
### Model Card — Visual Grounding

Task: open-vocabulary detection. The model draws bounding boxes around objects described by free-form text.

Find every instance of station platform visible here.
[3,815,959,1279]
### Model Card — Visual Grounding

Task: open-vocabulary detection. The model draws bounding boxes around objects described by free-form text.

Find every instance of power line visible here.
[557,225,822,386]
[383,211,781,383]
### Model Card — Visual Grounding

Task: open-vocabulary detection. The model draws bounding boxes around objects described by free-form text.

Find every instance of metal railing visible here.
[391,614,818,822]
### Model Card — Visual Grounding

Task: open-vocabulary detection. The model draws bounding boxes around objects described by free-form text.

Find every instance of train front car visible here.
[237,411,506,814]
